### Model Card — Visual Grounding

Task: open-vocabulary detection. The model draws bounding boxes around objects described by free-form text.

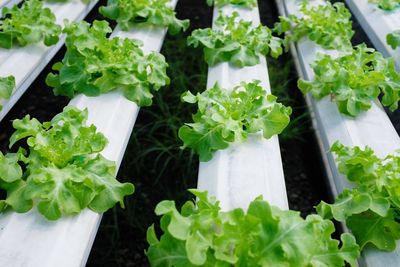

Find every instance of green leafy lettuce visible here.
[46,20,169,107]
[146,190,360,266]
[0,107,134,220]
[45,0,91,3]
[0,76,15,111]
[387,30,400,49]
[187,12,284,67]
[369,0,400,10]
[298,44,400,116]
[99,0,189,33]
[206,0,256,8]
[317,142,400,251]
[178,80,291,162]
[274,2,354,51]
[0,0,61,49]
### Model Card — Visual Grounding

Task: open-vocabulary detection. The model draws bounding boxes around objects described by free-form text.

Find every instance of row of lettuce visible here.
[368,0,400,50]
[148,0,400,266]
[0,0,398,266]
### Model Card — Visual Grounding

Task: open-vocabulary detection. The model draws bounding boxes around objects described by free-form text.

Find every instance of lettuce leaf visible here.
[146,190,360,266]
[46,20,170,107]
[317,142,400,251]
[369,0,400,10]
[0,107,134,220]
[206,0,256,8]
[99,0,189,34]
[298,44,400,116]
[188,12,284,67]
[387,30,400,49]
[0,76,15,111]
[274,2,354,51]
[0,0,61,48]
[178,80,291,161]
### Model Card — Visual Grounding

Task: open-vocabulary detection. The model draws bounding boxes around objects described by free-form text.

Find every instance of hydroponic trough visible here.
[344,0,400,69]
[198,3,289,212]
[276,0,400,266]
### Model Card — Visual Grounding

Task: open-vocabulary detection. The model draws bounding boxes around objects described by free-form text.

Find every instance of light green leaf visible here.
[348,210,400,250]
[179,80,291,161]
[0,76,15,109]
[147,191,359,266]
[0,0,61,48]
[0,107,134,220]
[387,30,400,49]
[298,44,400,116]
[188,12,285,67]
[206,0,256,8]
[46,20,169,107]
[99,0,189,34]
[369,0,400,10]
[273,2,354,51]
[319,142,400,252]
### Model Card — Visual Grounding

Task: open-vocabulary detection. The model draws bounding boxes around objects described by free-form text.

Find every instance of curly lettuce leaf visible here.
[99,0,189,34]
[0,106,134,220]
[46,20,169,107]
[0,0,61,48]
[369,0,400,10]
[298,44,400,116]
[0,151,22,184]
[178,80,291,161]
[146,190,360,266]
[188,12,284,67]
[317,142,400,251]
[206,0,256,8]
[45,0,91,3]
[274,2,354,51]
[0,75,15,111]
[387,30,400,49]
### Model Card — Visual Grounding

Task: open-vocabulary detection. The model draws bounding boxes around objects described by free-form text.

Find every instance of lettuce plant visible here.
[387,30,400,49]
[46,20,169,107]
[45,0,91,3]
[0,76,15,111]
[99,0,189,33]
[274,2,354,51]
[0,0,61,48]
[206,0,256,8]
[369,0,400,10]
[0,107,134,220]
[146,190,360,266]
[317,142,400,251]
[298,44,400,116]
[178,81,291,161]
[188,12,284,67]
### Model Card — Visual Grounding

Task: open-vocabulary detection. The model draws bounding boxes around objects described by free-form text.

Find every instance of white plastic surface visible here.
[344,0,400,69]
[197,4,289,212]
[0,1,175,266]
[0,0,99,123]
[280,0,400,266]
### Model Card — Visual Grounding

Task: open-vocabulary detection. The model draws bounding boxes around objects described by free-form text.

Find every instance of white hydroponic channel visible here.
[198,3,289,212]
